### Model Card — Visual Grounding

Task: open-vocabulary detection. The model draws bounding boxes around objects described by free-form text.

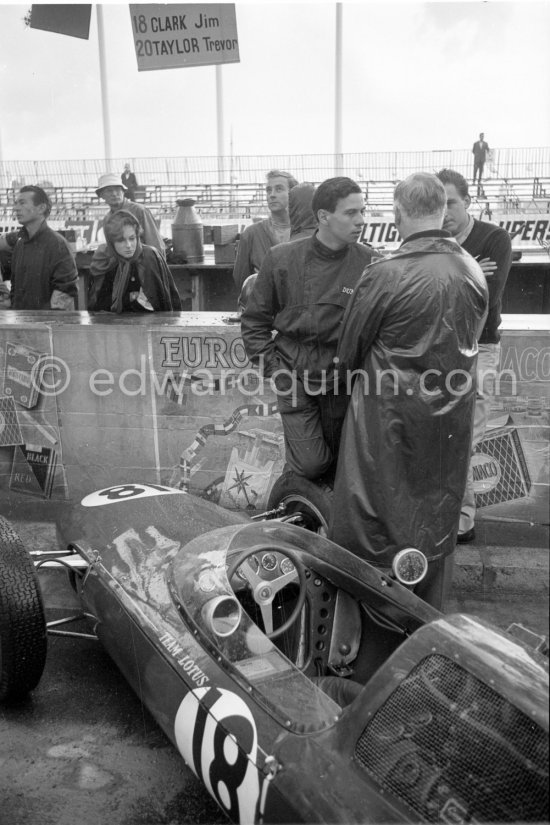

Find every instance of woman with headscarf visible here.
[88,211,181,313]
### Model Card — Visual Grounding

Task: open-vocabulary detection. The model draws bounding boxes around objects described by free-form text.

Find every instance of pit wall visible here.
[0,313,548,542]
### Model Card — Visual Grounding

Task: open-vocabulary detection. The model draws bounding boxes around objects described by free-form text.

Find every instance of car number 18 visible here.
[174,686,263,824]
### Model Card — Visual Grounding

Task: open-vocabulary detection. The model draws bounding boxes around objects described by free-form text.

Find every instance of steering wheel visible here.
[227,545,308,639]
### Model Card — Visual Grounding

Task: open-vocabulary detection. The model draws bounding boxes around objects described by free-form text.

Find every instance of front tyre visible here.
[267,472,333,535]
[0,516,47,702]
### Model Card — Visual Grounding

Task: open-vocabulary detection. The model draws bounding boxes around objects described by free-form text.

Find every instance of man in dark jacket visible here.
[437,168,512,542]
[237,182,317,312]
[329,173,488,609]
[472,132,490,186]
[241,176,376,482]
[0,185,78,310]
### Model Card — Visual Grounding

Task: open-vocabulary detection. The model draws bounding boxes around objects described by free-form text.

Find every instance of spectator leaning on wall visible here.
[0,185,78,310]
[90,172,167,294]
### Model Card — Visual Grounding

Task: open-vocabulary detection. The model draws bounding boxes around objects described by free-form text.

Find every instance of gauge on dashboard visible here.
[392,547,428,586]
[261,553,278,572]
[280,557,295,576]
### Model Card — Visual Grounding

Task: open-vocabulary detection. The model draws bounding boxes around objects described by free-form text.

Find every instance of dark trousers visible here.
[473,160,485,184]
[276,380,349,481]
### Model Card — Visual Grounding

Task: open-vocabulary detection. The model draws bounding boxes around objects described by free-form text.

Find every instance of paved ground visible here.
[0,519,548,825]
[0,610,228,825]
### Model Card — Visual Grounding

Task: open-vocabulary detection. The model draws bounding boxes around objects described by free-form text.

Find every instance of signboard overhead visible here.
[29,4,92,39]
[129,4,240,71]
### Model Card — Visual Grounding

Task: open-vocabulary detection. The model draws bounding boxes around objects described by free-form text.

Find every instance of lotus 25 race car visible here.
[0,482,548,824]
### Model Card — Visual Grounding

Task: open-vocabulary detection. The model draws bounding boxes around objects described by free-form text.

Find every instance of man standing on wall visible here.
[0,185,78,310]
[437,168,512,543]
[472,132,490,188]
[329,173,488,610]
[241,176,376,482]
[121,163,138,202]
[232,169,298,292]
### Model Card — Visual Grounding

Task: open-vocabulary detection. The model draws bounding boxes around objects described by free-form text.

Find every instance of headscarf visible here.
[289,182,317,240]
[103,211,145,313]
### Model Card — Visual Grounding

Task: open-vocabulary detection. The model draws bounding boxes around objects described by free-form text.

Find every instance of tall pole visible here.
[96,5,113,166]
[0,127,4,189]
[216,65,225,184]
[0,127,8,190]
[334,3,343,175]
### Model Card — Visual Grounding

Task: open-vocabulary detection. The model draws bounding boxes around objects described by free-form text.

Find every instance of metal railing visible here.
[1,147,548,190]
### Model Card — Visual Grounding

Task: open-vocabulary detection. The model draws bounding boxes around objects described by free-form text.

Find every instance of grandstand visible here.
[0,147,548,224]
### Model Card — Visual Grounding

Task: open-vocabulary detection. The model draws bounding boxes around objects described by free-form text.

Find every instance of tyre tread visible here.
[0,516,47,701]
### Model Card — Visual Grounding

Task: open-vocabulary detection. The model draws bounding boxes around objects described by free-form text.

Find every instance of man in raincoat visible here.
[329,173,488,609]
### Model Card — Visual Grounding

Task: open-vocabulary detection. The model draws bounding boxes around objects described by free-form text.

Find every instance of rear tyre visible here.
[0,516,47,702]
[267,472,333,535]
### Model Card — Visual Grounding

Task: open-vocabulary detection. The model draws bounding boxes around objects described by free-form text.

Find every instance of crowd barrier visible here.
[1,176,549,224]
[1,146,549,189]
[0,313,547,552]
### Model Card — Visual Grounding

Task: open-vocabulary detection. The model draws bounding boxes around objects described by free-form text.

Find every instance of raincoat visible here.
[329,231,488,565]
[289,183,317,241]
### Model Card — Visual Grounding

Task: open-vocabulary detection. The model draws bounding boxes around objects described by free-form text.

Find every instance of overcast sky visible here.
[0,0,549,163]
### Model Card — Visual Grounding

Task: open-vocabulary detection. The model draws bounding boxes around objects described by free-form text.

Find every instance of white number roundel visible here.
[174,687,261,824]
[81,483,183,507]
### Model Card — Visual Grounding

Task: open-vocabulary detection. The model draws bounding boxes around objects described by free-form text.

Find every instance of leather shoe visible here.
[457,528,476,544]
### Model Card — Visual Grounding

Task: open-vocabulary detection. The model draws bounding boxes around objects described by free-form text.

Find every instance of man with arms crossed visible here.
[0,185,78,310]
[437,168,512,543]
[329,173,488,609]
[241,176,376,482]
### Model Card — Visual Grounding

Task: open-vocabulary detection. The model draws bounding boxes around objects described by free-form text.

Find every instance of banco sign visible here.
[129,4,239,71]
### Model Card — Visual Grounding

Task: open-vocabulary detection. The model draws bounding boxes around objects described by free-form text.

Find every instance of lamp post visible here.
[334,3,343,175]
[96,5,113,167]
[216,65,225,184]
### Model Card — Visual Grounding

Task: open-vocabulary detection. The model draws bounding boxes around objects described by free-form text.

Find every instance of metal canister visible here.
[171,198,204,263]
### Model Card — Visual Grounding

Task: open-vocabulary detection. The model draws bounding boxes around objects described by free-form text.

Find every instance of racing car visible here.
[0,482,548,824]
